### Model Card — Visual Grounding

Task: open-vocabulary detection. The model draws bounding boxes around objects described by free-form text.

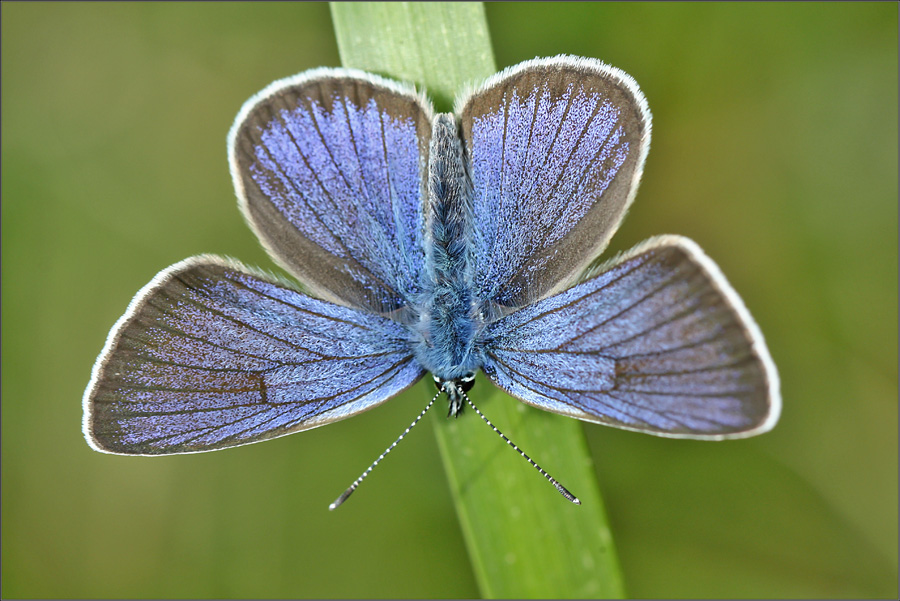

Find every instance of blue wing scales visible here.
[229,69,433,314]
[83,256,424,454]
[483,236,780,439]
[458,56,651,311]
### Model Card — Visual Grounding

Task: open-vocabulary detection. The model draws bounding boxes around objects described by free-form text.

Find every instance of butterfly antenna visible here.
[462,390,581,505]
[329,389,442,510]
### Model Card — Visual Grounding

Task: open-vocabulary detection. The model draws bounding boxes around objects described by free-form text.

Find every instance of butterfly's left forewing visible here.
[482,236,780,439]
[84,256,424,455]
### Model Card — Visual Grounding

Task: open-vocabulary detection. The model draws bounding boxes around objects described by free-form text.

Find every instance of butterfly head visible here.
[433,372,476,417]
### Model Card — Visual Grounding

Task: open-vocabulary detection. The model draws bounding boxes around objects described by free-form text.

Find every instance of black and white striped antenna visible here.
[329,388,442,510]
[457,385,580,505]
[328,379,580,509]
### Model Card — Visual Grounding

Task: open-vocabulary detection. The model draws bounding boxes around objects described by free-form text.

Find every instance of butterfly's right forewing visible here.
[83,257,424,455]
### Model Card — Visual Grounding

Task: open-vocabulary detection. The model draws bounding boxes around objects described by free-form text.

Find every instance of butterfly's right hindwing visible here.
[229,69,434,314]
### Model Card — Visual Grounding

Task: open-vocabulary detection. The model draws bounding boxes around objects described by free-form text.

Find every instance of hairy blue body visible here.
[412,114,486,385]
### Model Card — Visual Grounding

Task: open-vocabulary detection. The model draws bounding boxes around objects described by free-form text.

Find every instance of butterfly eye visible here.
[432,371,476,393]
[458,372,476,392]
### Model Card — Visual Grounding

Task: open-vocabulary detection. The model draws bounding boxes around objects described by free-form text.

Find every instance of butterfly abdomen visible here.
[413,114,485,380]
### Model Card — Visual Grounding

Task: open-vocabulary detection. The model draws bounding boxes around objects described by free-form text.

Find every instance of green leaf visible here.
[330,3,625,598]
[331,2,494,111]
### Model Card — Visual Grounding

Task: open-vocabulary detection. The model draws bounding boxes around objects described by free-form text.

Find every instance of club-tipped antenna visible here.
[460,388,581,505]
[329,389,442,510]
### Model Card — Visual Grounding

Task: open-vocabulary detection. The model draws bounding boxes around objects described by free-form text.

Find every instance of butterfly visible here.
[83,55,780,507]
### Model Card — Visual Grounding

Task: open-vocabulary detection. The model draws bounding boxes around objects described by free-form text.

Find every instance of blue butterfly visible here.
[83,55,780,507]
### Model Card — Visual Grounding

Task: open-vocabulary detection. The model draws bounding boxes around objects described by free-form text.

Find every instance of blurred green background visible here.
[2,2,896,598]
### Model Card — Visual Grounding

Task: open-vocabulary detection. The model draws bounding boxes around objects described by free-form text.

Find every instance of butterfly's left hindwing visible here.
[458,56,651,311]
[83,256,424,455]
[483,236,780,439]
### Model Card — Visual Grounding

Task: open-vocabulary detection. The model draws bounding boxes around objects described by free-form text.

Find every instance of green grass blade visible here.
[331,3,625,597]
[331,2,494,111]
